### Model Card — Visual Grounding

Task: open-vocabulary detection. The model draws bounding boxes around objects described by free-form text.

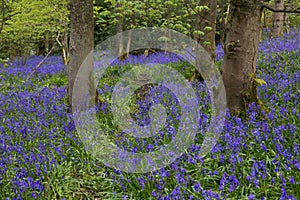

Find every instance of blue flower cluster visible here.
[0,56,78,199]
[101,28,300,199]
[0,27,299,199]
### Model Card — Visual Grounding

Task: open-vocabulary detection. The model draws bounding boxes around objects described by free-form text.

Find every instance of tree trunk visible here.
[125,29,132,59]
[68,0,94,108]
[125,11,136,59]
[198,0,217,61]
[284,0,292,34]
[219,0,228,49]
[37,38,46,56]
[62,29,70,65]
[222,0,262,113]
[0,0,5,34]
[116,1,124,59]
[191,0,217,82]
[272,0,285,37]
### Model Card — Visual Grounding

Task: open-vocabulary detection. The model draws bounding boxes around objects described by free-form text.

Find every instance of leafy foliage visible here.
[0,0,69,61]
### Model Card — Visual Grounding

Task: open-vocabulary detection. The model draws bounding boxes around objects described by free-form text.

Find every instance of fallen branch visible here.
[27,46,54,79]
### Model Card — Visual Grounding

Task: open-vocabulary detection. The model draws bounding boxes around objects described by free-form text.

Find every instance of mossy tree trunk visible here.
[222,0,262,114]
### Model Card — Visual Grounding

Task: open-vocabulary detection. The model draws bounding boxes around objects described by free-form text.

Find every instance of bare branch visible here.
[56,32,62,47]
[262,4,300,13]
[27,46,54,79]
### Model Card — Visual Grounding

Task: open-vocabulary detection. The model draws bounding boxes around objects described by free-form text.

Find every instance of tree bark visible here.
[191,0,217,82]
[198,0,217,61]
[284,0,292,33]
[222,0,262,113]
[0,0,4,34]
[125,29,132,59]
[68,0,94,108]
[272,0,285,36]
[116,1,124,59]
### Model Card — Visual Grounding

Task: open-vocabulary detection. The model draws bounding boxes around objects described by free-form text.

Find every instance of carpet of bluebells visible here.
[0,28,299,199]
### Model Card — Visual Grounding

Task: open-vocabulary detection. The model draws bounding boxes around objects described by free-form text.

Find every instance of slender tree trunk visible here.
[68,0,94,108]
[37,38,46,56]
[125,15,135,59]
[284,0,292,33]
[260,9,267,42]
[222,0,262,113]
[193,8,201,46]
[125,29,132,59]
[220,0,228,49]
[116,1,124,59]
[198,0,217,61]
[0,0,5,34]
[62,28,70,65]
[272,0,285,37]
[191,0,217,82]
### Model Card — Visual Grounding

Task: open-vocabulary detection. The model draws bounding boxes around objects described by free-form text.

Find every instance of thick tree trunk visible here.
[68,0,94,108]
[222,0,262,113]
[272,0,285,37]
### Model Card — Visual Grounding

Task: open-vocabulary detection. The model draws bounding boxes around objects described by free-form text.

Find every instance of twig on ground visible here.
[27,46,54,80]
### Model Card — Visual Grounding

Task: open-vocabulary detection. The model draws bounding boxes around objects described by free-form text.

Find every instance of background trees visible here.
[1,0,300,113]
[0,0,69,64]
[272,0,286,36]
[1,0,299,64]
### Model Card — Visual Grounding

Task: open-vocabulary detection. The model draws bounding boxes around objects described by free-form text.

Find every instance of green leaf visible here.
[254,78,267,86]
[193,30,205,36]
[204,26,213,31]
[195,5,209,12]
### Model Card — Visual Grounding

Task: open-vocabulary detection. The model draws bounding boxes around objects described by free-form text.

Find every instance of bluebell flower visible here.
[248,194,255,200]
